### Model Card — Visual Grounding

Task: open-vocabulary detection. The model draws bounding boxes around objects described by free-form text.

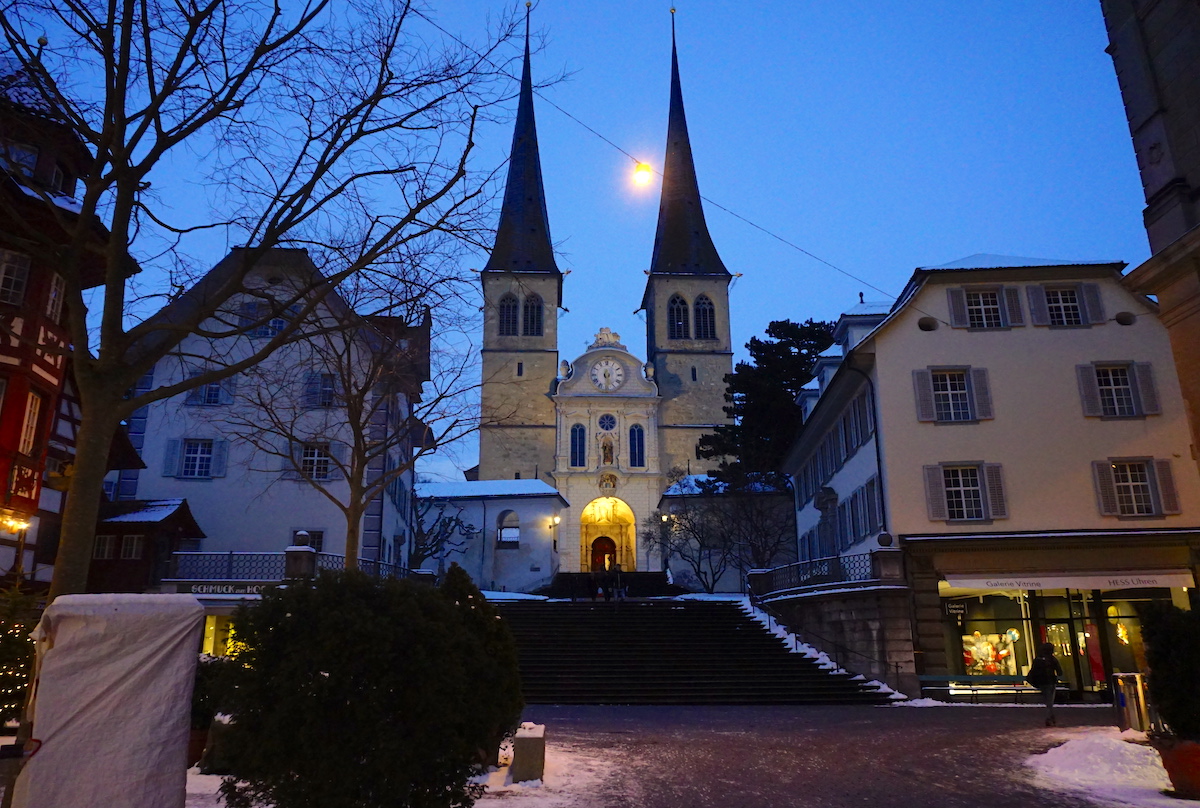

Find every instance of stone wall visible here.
[766,587,919,698]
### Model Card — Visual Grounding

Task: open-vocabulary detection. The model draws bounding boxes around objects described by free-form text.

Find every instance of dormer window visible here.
[0,140,37,178]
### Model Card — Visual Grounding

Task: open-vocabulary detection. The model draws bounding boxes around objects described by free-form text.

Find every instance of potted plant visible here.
[1142,603,1200,799]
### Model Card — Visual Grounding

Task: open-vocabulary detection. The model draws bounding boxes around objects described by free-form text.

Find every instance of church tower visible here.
[641,18,733,475]
[478,10,562,482]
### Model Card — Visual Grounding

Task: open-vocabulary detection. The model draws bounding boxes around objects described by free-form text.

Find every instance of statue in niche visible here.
[601,438,615,466]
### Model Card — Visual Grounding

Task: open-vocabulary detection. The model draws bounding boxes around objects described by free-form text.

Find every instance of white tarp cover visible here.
[12,594,204,808]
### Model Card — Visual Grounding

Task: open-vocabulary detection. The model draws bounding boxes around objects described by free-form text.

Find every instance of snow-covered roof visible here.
[918,253,1119,271]
[841,301,893,316]
[661,474,787,497]
[817,344,842,358]
[101,498,187,523]
[416,479,567,503]
[19,183,82,214]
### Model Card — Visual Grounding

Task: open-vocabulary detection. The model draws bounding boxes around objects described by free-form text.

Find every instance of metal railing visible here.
[755,553,874,593]
[167,551,409,581]
[170,552,286,581]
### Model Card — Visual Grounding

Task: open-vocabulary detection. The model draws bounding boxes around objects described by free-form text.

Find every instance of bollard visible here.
[509,722,545,784]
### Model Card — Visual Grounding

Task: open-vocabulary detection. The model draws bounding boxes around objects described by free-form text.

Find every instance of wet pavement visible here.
[517,703,1116,808]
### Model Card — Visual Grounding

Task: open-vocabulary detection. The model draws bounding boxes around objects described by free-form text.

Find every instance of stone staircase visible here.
[494,599,891,705]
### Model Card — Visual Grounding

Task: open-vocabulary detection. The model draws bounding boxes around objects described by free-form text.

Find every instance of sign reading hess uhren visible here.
[178,583,271,596]
[943,570,1195,591]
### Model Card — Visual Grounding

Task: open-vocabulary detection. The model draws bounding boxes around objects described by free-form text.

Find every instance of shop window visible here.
[1027,283,1104,328]
[946,287,1024,329]
[497,510,519,547]
[120,535,145,560]
[1093,458,1180,517]
[522,294,543,336]
[924,462,1007,521]
[1077,363,1159,418]
[497,294,519,336]
[913,367,993,423]
[693,295,716,339]
[667,295,689,340]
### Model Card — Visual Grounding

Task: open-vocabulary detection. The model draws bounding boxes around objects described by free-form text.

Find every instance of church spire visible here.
[483,6,559,274]
[648,12,728,276]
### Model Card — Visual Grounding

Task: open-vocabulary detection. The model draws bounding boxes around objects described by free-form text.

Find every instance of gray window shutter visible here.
[1003,287,1024,326]
[282,442,302,480]
[1076,365,1103,417]
[983,463,1007,519]
[1132,362,1160,415]
[913,369,936,422]
[924,465,948,521]
[1081,283,1105,325]
[1092,461,1120,516]
[969,368,993,420]
[184,372,203,405]
[220,375,237,405]
[1155,459,1181,514]
[946,289,968,328]
[1027,286,1050,326]
[303,373,322,409]
[865,477,881,533]
[329,443,349,480]
[210,441,228,478]
[163,440,180,477]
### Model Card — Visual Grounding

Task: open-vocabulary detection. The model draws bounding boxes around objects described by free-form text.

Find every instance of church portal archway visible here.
[579,497,637,572]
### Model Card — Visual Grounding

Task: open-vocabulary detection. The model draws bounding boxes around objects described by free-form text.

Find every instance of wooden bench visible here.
[917,674,1068,704]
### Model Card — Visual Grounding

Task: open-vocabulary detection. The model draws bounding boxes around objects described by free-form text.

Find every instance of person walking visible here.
[1026,642,1064,726]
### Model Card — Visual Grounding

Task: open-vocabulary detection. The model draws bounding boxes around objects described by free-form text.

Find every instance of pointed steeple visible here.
[648,14,728,276]
[483,7,559,275]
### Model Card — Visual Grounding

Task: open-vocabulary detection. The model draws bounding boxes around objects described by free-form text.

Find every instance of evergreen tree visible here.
[218,570,522,808]
[698,319,835,476]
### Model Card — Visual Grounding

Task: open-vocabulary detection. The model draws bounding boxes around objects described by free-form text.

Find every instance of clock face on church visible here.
[590,358,625,391]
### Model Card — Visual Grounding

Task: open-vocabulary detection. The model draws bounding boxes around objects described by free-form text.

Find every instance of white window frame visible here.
[181,439,214,478]
[0,250,31,306]
[1045,287,1083,327]
[45,272,65,323]
[965,290,1003,329]
[301,443,333,480]
[93,534,116,560]
[18,392,43,455]
[932,371,972,422]
[120,534,145,560]
[943,466,985,520]
[1095,366,1136,417]
[1093,458,1180,518]
[1077,362,1159,419]
[924,462,1008,522]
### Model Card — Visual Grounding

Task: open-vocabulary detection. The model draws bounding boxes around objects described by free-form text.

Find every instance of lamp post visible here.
[549,514,561,554]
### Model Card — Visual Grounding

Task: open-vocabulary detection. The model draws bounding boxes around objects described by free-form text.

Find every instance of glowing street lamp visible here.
[632,162,653,186]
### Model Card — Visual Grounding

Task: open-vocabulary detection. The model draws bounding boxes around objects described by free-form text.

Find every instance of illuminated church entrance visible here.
[580,497,636,572]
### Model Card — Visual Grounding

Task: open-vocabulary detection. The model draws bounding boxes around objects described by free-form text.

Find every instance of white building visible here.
[120,248,429,592]
[770,255,1200,697]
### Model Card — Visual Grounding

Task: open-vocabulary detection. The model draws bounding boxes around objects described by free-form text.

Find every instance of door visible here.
[591,537,616,572]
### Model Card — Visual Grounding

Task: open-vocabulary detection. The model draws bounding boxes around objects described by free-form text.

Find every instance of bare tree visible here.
[0,0,524,596]
[641,472,737,594]
[704,473,797,576]
[408,498,475,573]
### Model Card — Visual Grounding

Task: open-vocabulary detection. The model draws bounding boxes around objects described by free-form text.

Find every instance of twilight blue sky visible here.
[416,1,1149,477]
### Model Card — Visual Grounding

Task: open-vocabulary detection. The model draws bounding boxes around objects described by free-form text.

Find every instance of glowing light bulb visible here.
[633,162,653,186]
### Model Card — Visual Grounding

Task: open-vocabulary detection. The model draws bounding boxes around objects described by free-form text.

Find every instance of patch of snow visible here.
[417,480,566,501]
[483,591,548,601]
[1027,727,1180,806]
[891,698,1112,708]
[18,183,84,214]
[842,301,893,316]
[102,498,187,523]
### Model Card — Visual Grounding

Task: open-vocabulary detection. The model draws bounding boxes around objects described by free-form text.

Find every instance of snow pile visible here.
[893,698,1111,709]
[482,591,548,602]
[1027,728,1178,807]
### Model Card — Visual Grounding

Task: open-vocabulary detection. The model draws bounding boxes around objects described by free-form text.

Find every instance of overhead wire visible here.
[412,6,953,325]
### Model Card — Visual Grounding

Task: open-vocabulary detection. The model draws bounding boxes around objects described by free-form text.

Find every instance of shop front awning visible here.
[943,569,1195,591]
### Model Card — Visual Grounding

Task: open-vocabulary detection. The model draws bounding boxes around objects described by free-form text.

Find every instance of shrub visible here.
[1143,603,1200,741]
[218,569,523,808]
[0,586,38,725]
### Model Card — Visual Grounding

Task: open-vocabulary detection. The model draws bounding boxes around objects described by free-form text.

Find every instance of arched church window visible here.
[600,437,615,466]
[497,510,520,546]
[667,294,689,340]
[522,294,543,336]
[570,423,586,467]
[694,295,716,340]
[498,294,519,336]
[629,424,645,467]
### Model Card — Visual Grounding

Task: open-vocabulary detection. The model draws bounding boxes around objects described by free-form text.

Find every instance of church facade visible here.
[475,20,733,576]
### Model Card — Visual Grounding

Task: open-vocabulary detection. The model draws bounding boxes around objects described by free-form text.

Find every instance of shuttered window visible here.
[913,367,993,422]
[1028,283,1105,327]
[947,287,1024,328]
[1076,362,1159,418]
[1092,458,1181,517]
[924,462,1007,521]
